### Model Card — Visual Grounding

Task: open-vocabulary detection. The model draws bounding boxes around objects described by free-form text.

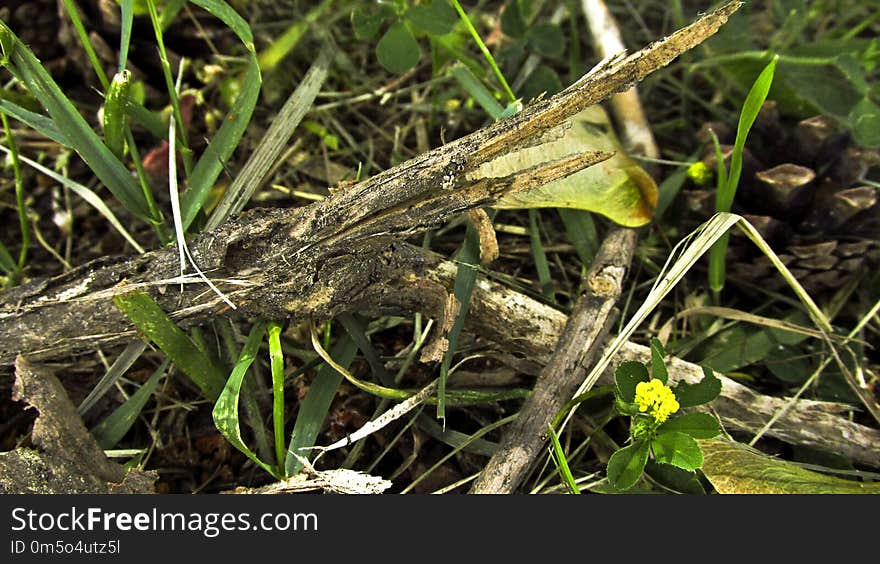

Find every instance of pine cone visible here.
[683,102,880,295]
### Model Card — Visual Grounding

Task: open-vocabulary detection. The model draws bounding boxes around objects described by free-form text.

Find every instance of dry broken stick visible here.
[0,357,156,493]
[376,252,880,469]
[467,0,668,494]
[469,229,638,493]
[0,1,742,365]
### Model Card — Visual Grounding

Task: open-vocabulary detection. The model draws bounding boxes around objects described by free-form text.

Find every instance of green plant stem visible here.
[691,50,831,70]
[267,321,286,472]
[145,0,193,175]
[125,129,166,237]
[59,0,110,90]
[449,0,517,104]
[1,113,28,272]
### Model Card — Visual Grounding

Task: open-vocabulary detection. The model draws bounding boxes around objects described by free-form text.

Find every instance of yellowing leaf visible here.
[484,105,658,227]
[699,439,880,494]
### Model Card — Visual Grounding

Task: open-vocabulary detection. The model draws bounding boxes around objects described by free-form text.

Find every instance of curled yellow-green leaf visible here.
[484,105,658,227]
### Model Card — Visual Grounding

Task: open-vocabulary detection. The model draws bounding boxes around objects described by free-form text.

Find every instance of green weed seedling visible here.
[606,338,723,491]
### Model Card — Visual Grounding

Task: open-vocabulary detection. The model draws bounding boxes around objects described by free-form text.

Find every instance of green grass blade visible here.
[118,0,134,72]
[709,55,778,294]
[91,358,168,450]
[59,0,110,90]
[267,321,286,471]
[653,157,695,222]
[179,0,261,230]
[450,63,506,120]
[257,0,333,72]
[78,340,148,416]
[127,102,168,142]
[719,55,778,213]
[160,0,188,30]
[205,43,332,230]
[557,209,598,267]
[449,0,516,104]
[0,146,146,254]
[0,241,16,275]
[285,335,357,477]
[416,414,497,457]
[145,0,192,173]
[0,20,154,222]
[212,320,279,478]
[528,209,555,302]
[0,98,69,146]
[1,113,28,270]
[339,313,394,386]
[548,426,581,494]
[113,290,227,400]
[438,220,482,421]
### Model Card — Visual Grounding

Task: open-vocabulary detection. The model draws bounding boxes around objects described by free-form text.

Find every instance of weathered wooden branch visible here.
[0,1,742,365]
[469,228,637,494]
[389,254,880,469]
[466,0,663,494]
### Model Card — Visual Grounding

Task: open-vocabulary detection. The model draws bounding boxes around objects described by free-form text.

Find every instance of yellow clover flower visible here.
[634,379,680,423]
[686,161,713,186]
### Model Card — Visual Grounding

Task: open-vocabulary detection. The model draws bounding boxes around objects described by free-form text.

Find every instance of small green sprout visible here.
[607,338,723,491]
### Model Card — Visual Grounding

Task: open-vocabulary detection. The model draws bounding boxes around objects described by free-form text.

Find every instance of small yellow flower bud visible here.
[686,161,713,186]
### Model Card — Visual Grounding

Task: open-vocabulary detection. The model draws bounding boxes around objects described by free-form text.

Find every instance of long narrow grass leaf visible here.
[257,0,333,72]
[213,321,279,478]
[118,0,134,72]
[1,113,28,269]
[179,0,261,229]
[548,426,581,494]
[0,241,16,274]
[0,146,145,254]
[160,0,188,30]
[91,358,168,450]
[78,340,148,415]
[416,414,497,457]
[709,55,777,293]
[59,0,110,89]
[167,61,236,308]
[720,55,778,212]
[0,20,153,221]
[285,335,358,476]
[450,63,506,120]
[449,0,516,104]
[438,220,481,421]
[267,321,286,470]
[557,209,598,266]
[113,290,226,400]
[0,98,69,146]
[338,313,394,386]
[145,0,191,172]
[528,209,555,302]
[205,43,331,230]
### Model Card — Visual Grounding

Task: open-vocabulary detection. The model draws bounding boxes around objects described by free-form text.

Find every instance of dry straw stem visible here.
[0,2,742,365]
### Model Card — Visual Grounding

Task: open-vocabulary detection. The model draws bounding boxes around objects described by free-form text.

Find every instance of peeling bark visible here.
[0,357,156,494]
[0,1,742,365]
